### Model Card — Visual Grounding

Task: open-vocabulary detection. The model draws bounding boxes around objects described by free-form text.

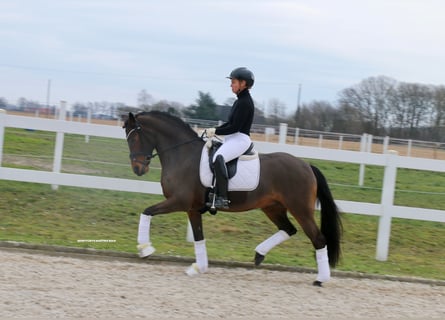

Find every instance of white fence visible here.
[0,110,444,262]
[186,118,445,160]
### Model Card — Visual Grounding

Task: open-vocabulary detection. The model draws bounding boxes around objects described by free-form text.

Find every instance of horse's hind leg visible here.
[289,205,330,285]
[255,203,297,266]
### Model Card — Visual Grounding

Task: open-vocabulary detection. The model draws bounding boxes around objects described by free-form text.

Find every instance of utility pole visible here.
[295,83,302,123]
[297,83,302,110]
[46,79,51,118]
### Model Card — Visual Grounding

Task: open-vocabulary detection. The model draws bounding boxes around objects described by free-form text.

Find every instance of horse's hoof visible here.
[137,243,155,258]
[208,207,217,215]
[185,263,207,276]
[313,280,323,287]
[254,252,265,266]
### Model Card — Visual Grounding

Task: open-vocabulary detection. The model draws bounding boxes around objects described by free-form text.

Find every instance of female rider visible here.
[206,67,255,209]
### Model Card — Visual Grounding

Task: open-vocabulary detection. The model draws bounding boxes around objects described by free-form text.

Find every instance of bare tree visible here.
[431,85,445,141]
[338,76,397,135]
[333,103,363,134]
[391,82,432,138]
[309,100,336,131]
[137,90,154,111]
[293,100,336,131]
[151,100,170,112]
[267,98,286,125]
[151,100,184,115]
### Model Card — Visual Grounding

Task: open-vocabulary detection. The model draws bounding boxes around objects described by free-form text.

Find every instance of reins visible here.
[126,122,203,165]
[151,136,202,159]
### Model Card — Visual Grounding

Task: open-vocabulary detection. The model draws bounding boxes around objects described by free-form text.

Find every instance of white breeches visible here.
[213,132,251,163]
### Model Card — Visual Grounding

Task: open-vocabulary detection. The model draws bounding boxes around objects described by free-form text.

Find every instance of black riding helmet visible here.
[227,67,255,89]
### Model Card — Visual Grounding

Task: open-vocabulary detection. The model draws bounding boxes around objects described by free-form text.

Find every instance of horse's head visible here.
[122,112,156,176]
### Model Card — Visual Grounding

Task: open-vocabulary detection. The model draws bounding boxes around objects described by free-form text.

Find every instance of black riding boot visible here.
[213,155,230,209]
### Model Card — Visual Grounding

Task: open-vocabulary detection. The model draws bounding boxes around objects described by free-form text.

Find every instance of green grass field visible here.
[1,128,444,280]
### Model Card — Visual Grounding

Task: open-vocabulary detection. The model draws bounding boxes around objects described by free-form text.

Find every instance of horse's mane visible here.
[137,111,198,137]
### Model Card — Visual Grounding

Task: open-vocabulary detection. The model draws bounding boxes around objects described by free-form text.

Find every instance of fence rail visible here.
[0,110,444,262]
[185,118,445,160]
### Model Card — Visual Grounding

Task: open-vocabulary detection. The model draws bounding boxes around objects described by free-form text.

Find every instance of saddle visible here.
[199,140,260,192]
[207,140,256,178]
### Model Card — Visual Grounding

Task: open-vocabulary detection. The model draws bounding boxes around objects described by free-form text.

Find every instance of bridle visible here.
[126,124,155,168]
[126,122,202,169]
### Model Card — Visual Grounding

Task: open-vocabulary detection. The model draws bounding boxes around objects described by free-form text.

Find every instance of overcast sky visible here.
[1,0,445,114]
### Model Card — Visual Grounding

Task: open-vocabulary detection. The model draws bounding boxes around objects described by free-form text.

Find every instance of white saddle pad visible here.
[199,145,260,191]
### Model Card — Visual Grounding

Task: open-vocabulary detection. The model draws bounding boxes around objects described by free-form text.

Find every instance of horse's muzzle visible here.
[129,153,152,176]
[132,162,149,176]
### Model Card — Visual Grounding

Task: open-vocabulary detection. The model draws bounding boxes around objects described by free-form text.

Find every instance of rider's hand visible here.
[205,138,213,149]
[206,128,216,138]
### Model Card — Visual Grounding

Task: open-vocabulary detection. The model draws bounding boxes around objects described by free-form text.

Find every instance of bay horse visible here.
[123,111,342,286]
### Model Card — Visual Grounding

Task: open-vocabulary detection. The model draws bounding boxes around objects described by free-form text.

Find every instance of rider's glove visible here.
[206,128,216,138]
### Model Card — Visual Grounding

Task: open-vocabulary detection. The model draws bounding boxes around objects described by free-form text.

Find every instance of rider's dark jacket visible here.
[215,89,254,136]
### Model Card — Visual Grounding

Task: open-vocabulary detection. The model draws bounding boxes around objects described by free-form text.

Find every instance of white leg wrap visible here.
[315,245,330,282]
[137,214,155,258]
[255,230,290,256]
[137,214,152,244]
[185,240,208,276]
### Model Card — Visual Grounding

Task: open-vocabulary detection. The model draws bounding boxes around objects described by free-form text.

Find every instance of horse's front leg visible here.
[137,214,156,257]
[185,210,208,276]
[137,197,184,258]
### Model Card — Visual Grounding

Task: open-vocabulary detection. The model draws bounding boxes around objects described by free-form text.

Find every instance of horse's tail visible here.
[310,165,343,267]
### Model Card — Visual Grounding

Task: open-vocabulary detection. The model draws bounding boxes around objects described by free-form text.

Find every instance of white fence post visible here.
[366,134,373,152]
[265,128,275,142]
[376,150,398,261]
[52,101,67,191]
[279,123,287,144]
[85,108,92,143]
[383,136,389,154]
[294,128,299,145]
[359,134,367,186]
[0,109,5,166]
[407,139,412,157]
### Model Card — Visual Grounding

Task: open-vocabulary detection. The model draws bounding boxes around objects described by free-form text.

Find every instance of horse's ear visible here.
[124,112,137,127]
[121,112,136,128]
[121,113,129,122]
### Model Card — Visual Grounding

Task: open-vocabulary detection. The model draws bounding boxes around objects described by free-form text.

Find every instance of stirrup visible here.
[214,196,230,209]
[206,192,229,211]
